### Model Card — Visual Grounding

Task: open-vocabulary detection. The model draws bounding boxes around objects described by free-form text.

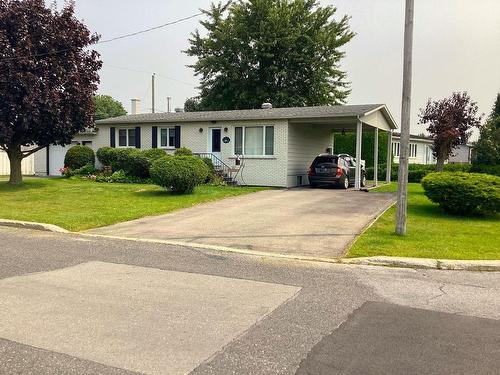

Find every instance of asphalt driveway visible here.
[88,188,395,258]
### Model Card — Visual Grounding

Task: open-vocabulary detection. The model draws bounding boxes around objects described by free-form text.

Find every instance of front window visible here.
[234,126,274,156]
[118,128,136,147]
[160,128,176,148]
[392,141,400,157]
[409,143,418,158]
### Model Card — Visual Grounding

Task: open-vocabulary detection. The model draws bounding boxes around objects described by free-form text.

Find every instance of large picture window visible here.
[118,128,136,147]
[234,126,274,156]
[160,128,176,148]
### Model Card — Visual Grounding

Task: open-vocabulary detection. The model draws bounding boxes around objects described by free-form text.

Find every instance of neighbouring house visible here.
[33,102,398,188]
[0,149,35,176]
[391,133,473,165]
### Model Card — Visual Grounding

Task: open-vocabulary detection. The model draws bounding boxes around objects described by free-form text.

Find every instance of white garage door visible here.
[49,145,72,175]
[0,151,35,175]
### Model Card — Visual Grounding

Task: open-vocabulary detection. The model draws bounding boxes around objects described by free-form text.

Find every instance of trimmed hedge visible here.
[142,148,167,164]
[96,147,115,166]
[64,145,95,169]
[421,172,500,215]
[174,147,193,157]
[470,164,500,177]
[150,156,210,194]
[366,163,475,183]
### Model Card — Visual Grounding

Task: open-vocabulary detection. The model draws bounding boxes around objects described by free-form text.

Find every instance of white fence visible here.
[0,151,35,175]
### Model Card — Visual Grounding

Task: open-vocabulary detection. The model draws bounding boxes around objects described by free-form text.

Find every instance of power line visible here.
[102,64,197,87]
[0,12,202,63]
[96,13,202,45]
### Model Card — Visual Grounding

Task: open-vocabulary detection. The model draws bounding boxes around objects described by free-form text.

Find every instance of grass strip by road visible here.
[0,178,265,231]
[348,183,500,260]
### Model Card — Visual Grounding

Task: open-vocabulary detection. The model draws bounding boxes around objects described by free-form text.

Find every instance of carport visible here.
[288,104,398,189]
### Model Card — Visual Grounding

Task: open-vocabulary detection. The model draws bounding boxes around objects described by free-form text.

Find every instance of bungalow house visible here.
[391,133,473,165]
[34,103,398,188]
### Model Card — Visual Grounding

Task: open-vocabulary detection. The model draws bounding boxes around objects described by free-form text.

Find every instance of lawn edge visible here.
[0,219,69,233]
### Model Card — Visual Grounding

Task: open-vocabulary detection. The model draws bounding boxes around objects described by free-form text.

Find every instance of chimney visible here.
[131,99,141,115]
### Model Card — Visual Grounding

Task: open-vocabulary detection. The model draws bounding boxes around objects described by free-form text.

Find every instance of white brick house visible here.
[391,133,473,165]
[34,104,398,188]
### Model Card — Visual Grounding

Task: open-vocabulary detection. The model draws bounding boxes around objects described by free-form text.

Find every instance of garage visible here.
[48,145,73,175]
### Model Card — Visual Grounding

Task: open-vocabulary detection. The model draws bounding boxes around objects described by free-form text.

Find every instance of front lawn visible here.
[348,183,500,260]
[0,178,265,231]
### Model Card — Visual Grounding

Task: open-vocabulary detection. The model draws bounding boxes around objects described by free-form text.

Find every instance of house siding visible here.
[92,120,289,187]
[391,137,435,165]
[286,123,333,187]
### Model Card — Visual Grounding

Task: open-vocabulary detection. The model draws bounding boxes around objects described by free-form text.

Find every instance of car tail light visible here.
[307,167,314,176]
[336,167,343,177]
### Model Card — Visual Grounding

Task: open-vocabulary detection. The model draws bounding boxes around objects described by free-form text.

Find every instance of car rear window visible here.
[312,156,338,166]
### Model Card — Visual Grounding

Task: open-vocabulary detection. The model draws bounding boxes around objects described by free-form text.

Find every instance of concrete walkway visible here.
[88,188,395,258]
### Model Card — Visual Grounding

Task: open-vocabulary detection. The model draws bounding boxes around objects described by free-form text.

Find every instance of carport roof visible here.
[96,104,398,129]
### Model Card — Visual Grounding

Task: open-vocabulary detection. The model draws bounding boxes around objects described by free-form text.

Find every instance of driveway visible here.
[88,188,395,258]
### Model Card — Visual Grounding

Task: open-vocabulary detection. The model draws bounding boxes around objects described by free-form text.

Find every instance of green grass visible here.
[348,183,500,260]
[0,178,266,231]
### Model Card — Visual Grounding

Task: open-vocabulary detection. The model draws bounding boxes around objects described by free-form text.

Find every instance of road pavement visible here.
[0,226,499,374]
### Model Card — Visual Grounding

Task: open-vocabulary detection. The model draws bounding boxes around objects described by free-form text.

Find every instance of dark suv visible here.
[307,154,366,189]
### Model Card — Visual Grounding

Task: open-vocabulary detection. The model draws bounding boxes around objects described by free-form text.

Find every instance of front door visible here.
[209,128,222,159]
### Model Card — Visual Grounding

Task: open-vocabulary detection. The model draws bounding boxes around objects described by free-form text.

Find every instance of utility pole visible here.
[395,0,414,235]
[151,73,155,113]
[167,96,172,113]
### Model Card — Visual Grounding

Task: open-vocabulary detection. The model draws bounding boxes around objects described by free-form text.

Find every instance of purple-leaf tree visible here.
[418,92,482,171]
[0,0,102,185]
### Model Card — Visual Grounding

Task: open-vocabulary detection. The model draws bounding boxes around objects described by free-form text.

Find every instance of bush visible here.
[142,148,167,164]
[470,164,500,177]
[407,169,429,183]
[150,156,208,194]
[96,147,115,166]
[174,147,193,157]
[421,172,500,215]
[94,170,152,184]
[64,145,95,169]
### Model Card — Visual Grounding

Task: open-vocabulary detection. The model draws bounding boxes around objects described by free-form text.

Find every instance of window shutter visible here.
[174,126,181,149]
[110,127,116,147]
[135,127,141,148]
[152,126,158,148]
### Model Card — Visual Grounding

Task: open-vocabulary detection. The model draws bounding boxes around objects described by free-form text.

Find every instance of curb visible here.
[341,256,500,272]
[1,221,499,272]
[0,219,69,233]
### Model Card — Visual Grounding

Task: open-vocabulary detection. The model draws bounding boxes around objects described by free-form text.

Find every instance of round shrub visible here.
[142,148,167,164]
[64,145,95,169]
[408,169,430,183]
[96,147,116,166]
[177,156,210,184]
[115,149,150,178]
[150,156,207,194]
[421,172,500,215]
[174,147,193,157]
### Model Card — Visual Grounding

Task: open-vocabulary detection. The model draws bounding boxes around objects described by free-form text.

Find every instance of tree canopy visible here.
[184,0,354,111]
[0,0,101,184]
[94,95,127,120]
[474,93,500,165]
[418,92,482,171]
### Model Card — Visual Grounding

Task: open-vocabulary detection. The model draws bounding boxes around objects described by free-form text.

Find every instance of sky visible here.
[72,0,500,137]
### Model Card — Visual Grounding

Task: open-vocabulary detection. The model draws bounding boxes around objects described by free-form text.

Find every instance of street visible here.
[0,226,499,374]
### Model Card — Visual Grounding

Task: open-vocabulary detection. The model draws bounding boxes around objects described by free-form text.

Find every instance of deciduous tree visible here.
[418,92,482,171]
[185,0,354,111]
[0,0,102,185]
[94,95,127,120]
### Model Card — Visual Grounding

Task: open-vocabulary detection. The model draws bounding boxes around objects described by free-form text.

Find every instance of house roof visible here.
[96,104,397,128]
[392,132,433,142]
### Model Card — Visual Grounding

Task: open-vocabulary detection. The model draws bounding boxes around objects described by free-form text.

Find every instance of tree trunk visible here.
[7,146,23,185]
[435,149,446,172]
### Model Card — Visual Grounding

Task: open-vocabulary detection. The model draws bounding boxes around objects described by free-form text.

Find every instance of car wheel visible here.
[361,172,367,187]
[342,175,349,189]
